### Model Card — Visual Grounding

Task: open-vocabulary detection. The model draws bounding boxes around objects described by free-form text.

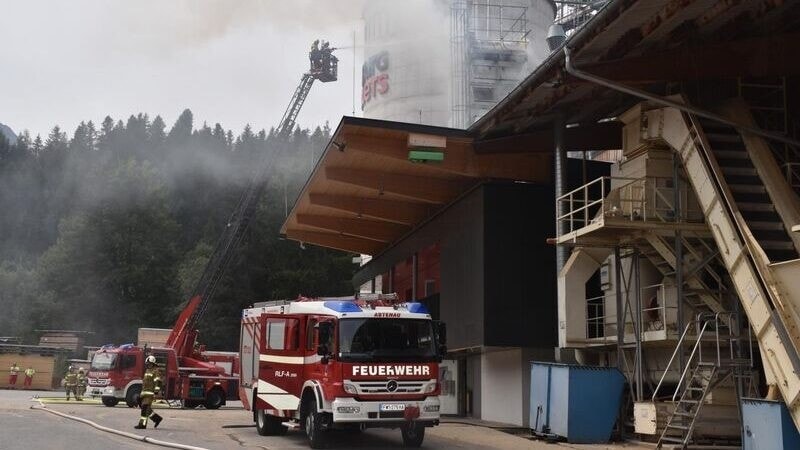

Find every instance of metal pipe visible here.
[555,114,568,273]
[563,47,800,148]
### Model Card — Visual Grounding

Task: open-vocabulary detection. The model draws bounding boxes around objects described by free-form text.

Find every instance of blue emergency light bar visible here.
[405,302,429,314]
[324,301,362,313]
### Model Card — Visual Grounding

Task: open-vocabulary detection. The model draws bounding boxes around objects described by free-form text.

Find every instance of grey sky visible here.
[0,0,365,138]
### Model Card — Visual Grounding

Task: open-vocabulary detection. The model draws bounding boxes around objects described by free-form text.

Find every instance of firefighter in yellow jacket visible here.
[135,355,163,429]
[64,366,81,401]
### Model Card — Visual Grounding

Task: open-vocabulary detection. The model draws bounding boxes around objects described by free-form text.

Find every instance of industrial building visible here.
[282,0,800,445]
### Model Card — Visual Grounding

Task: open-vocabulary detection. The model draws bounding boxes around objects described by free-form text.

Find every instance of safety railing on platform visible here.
[585,283,677,340]
[556,176,702,239]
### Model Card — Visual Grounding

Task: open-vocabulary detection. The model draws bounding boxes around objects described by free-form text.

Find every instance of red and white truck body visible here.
[239,294,446,448]
[87,344,240,409]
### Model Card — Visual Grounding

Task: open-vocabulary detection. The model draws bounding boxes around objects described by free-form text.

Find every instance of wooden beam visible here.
[342,132,551,182]
[285,229,384,255]
[342,133,475,176]
[308,193,433,225]
[581,32,800,83]
[296,214,409,243]
[325,167,466,204]
[474,122,622,154]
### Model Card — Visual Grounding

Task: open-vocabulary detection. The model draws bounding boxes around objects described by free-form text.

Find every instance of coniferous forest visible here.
[0,110,355,350]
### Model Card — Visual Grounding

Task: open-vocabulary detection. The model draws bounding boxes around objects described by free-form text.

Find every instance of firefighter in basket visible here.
[135,355,164,430]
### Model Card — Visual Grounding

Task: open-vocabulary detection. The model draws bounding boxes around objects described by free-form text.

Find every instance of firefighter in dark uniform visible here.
[64,366,80,401]
[77,368,87,398]
[135,355,164,429]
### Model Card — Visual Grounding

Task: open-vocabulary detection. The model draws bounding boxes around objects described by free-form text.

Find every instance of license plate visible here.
[380,403,406,412]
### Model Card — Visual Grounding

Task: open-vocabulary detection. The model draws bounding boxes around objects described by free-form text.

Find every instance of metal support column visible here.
[615,246,624,369]
[634,249,644,401]
[673,152,685,373]
[614,246,626,441]
[555,114,568,274]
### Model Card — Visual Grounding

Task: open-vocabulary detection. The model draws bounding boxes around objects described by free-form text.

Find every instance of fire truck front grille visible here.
[354,381,425,394]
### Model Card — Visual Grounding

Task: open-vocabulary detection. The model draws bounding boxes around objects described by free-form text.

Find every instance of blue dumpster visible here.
[529,362,624,443]
[742,398,800,450]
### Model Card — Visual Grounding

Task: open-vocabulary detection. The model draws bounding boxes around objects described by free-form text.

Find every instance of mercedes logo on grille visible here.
[386,380,398,392]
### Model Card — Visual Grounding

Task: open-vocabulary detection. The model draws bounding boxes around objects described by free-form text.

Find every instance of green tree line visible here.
[0,110,355,350]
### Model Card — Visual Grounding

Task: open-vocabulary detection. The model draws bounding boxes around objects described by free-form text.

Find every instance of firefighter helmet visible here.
[145,355,156,366]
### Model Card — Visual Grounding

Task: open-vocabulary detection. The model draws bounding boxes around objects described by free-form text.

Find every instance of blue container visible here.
[529,362,624,443]
[742,398,800,450]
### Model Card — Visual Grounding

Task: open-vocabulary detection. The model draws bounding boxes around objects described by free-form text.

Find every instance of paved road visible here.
[0,389,140,450]
[0,389,647,450]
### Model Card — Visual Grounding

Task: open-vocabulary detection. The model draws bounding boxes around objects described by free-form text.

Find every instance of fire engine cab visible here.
[239,293,446,448]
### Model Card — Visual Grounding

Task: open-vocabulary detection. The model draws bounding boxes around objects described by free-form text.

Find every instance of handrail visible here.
[652,321,694,401]
[674,320,712,401]
[556,175,703,238]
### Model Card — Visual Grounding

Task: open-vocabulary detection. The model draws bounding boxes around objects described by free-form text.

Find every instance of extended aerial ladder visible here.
[166,40,339,358]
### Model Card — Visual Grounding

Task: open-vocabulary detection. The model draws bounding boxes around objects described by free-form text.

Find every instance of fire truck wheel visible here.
[101,397,119,407]
[303,399,327,449]
[125,385,141,408]
[256,409,287,436]
[204,388,224,410]
[401,423,425,447]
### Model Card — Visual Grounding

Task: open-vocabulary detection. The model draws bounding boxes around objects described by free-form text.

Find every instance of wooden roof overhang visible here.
[280,117,554,255]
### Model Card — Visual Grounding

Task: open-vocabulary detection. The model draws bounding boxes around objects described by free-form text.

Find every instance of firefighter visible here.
[77,368,87,398]
[8,363,19,388]
[64,366,80,401]
[135,355,163,430]
[310,39,321,71]
[23,366,35,388]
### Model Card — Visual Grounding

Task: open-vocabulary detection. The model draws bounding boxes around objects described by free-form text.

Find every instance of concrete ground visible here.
[0,389,652,450]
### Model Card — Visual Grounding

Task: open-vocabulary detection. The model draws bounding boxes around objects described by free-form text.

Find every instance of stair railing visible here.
[652,321,694,401]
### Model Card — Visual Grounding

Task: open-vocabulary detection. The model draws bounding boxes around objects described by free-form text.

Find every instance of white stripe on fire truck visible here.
[257,379,288,394]
[257,393,300,411]
[259,354,304,364]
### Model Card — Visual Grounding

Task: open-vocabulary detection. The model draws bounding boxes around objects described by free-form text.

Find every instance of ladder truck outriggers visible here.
[240,294,447,448]
[86,41,338,410]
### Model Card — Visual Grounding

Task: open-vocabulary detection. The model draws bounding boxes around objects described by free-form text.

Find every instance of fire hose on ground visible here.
[31,402,209,450]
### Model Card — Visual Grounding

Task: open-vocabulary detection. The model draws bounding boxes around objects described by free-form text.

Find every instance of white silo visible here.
[361,0,555,129]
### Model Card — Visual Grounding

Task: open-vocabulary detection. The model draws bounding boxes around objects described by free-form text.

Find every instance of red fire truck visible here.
[239,294,446,448]
[87,297,240,408]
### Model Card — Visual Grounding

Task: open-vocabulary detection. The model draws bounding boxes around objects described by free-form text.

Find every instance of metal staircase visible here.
[696,118,798,262]
[649,103,800,433]
[639,233,729,318]
[655,313,753,449]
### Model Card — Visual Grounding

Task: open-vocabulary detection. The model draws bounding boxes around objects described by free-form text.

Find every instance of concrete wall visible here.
[466,354,482,417]
[480,348,525,425]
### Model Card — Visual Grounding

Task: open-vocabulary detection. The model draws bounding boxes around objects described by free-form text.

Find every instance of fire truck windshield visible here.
[90,352,117,370]
[338,318,436,362]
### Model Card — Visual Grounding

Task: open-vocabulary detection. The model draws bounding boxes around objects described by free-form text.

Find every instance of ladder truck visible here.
[86,40,339,409]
